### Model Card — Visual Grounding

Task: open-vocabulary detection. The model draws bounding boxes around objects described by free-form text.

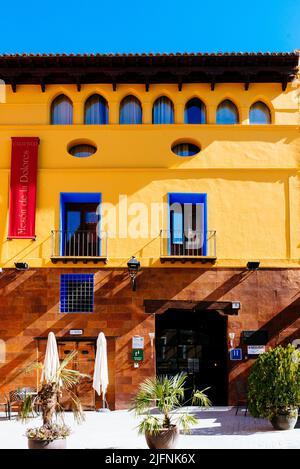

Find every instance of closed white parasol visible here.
[93,332,109,410]
[40,332,60,384]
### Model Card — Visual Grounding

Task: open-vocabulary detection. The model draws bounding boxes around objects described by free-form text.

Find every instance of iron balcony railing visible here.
[160,230,216,258]
[51,230,108,258]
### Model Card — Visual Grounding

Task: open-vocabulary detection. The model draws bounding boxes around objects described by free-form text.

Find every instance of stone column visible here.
[73,100,83,124]
[143,100,152,124]
[240,106,249,125]
[206,105,216,124]
[109,100,119,124]
[175,102,184,124]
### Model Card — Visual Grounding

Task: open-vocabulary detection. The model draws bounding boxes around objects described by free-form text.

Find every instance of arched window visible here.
[119,95,142,124]
[249,101,271,124]
[184,98,206,124]
[51,94,73,125]
[216,100,239,124]
[84,94,108,124]
[152,96,174,124]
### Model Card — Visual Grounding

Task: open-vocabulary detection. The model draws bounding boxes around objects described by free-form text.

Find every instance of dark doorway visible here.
[155,309,228,405]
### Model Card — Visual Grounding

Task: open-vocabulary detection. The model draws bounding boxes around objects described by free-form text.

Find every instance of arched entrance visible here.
[155,308,228,405]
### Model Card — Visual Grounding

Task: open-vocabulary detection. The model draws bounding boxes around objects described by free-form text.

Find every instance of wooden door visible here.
[58,341,95,411]
[58,341,75,410]
[75,342,95,411]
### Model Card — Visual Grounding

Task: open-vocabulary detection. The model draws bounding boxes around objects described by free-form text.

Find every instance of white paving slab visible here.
[0,407,299,449]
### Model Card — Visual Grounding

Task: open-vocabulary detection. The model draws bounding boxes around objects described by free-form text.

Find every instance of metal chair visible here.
[7,388,40,419]
[7,389,26,420]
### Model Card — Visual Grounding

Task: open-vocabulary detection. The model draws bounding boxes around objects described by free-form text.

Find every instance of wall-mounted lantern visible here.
[247,261,260,271]
[127,256,141,291]
[228,332,235,350]
[149,332,155,359]
[232,302,241,311]
[14,262,29,271]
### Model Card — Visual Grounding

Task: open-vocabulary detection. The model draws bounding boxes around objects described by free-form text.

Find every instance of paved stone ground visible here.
[0,406,299,449]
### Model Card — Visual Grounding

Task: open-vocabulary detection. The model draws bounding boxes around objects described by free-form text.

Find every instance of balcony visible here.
[160,230,217,264]
[51,230,108,264]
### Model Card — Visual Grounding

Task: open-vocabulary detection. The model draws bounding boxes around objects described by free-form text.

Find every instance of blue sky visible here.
[0,0,299,53]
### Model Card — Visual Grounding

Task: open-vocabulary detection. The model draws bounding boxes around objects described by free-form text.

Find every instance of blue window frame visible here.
[60,193,101,256]
[168,193,208,255]
[60,274,94,313]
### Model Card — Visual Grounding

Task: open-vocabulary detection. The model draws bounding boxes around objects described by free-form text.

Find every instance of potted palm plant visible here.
[131,373,211,449]
[248,344,300,430]
[20,349,86,449]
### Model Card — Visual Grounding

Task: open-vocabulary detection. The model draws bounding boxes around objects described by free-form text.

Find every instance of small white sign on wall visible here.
[247,345,265,355]
[69,329,83,336]
[132,336,144,349]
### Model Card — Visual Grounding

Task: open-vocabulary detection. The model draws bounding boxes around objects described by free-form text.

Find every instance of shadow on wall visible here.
[1,168,297,268]
[0,265,211,398]
[230,288,300,403]
[1,236,52,268]
[0,267,153,393]
[1,266,300,407]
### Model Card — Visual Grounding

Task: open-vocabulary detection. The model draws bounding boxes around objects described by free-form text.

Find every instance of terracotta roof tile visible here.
[3,50,297,59]
[0,51,297,88]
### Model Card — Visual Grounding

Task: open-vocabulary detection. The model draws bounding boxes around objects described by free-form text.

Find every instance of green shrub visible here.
[248,344,300,419]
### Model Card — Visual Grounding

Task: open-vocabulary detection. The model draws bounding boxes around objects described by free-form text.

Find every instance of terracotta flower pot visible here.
[270,409,298,430]
[27,438,67,449]
[145,425,179,449]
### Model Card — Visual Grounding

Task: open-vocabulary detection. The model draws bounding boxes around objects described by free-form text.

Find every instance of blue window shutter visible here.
[171,205,183,244]
[66,211,81,240]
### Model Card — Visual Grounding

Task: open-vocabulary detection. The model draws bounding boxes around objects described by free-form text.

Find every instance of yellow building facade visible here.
[0,52,299,409]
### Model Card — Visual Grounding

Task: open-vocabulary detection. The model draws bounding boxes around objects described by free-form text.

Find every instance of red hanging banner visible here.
[8,137,40,239]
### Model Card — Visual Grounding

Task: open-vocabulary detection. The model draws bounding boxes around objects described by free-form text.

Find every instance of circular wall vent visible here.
[68,143,97,158]
[171,142,200,157]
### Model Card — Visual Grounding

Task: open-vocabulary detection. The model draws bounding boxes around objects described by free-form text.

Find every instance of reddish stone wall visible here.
[0,267,300,409]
